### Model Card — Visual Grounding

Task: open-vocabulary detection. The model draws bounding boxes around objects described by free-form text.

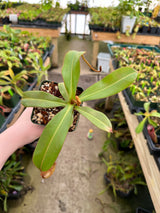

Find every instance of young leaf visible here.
[61,50,85,101]
[79,67,137,102]
[14,85,23,97]
[33,104,74,171]
[135,117,148,133]
[75,106,112,132]
[144,102,150,113]
[148,117,157,128]
[150,111,160,118]
[58,82,69,102]
[21,91,66,108]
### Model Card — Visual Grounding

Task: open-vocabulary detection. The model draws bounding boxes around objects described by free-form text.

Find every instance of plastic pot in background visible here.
[121,16,136,33]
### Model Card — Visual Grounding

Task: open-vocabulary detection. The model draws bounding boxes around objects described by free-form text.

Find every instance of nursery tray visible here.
[122,89,160,114]
[137,115,160,155]
[107,43,160,57]
[136,207,152,213]
[0,78,37,133]
[0,45,54,133]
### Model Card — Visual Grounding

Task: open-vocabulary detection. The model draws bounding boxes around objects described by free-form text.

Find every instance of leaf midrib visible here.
[80,72,135,100]
[40,105,72,170]
[77,107,111,131]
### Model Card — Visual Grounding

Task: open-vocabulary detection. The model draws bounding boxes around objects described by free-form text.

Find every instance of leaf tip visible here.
[40,162,56,178]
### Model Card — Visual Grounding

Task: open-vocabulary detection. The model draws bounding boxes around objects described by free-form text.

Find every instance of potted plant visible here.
[110,107,134,151]
[0,68,28,107]
[109,44,160,113]
[89,7,121,32]
[21,50,137,176]
[0,153,26,212]
[135,102,160,154]
[101,154,146,198]
[117,0,142,33]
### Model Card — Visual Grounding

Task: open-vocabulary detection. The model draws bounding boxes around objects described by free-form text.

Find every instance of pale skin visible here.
[0,107,44,170]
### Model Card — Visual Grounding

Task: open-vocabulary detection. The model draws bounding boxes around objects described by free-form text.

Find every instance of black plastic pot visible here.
[104,173,134,198]
[31,80,83,132]
[157,27,160,35]
[117,139,134,152]
[122,88,159,114]
[2,16,10,24]
[142,26,149,34]
[149,27,157,35]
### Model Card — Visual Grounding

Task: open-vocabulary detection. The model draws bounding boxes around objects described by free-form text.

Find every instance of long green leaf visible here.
[75,106,112,132]
[21,91,66,108]
[79,67,137,102]
[61,50,85,101]
[33,104,74,171]
[58,82,69,102]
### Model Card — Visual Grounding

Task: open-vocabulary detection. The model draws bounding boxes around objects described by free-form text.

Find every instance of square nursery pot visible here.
[157,27,160,35]
[142,26,149,34]
[121,15,136,33]
[104,173,134,198]
[31,80,83,132]
[149,27,157,35]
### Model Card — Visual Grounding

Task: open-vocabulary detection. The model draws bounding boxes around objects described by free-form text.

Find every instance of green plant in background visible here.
[101,154,146,197]
[0,153,26,212]
[0,68,28,98]
[0,25,21,43]
[117,0,142,18]
[21,50,137,173]
[40,0,54,10]
[0,49,22,70]
[29,57,51,84]
[135,102,160,136]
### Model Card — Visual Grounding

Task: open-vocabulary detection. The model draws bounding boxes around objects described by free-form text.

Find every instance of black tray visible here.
[0,78,37,133]
[137,115,160,155]
[122,89,160,114]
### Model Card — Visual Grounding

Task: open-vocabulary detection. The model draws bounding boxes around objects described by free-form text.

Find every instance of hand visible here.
[12,107,45,147]
[0,107,44,170]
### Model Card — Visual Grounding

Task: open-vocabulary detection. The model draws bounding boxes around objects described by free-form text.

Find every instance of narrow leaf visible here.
[61,50,85,101]
[144,102,150,113]
[21,91,66,108]
[79,67,137,102]
[14,85,23,97]
[58,82,69,102]
[9,67,15,79]
[75,106,112,132]
[148,118,157,128]
[135,117,147,133]
[33,104,74,171]
[150,111,160,118]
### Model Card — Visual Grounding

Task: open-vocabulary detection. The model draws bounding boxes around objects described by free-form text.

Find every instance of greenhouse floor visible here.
[6,35,154,213]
